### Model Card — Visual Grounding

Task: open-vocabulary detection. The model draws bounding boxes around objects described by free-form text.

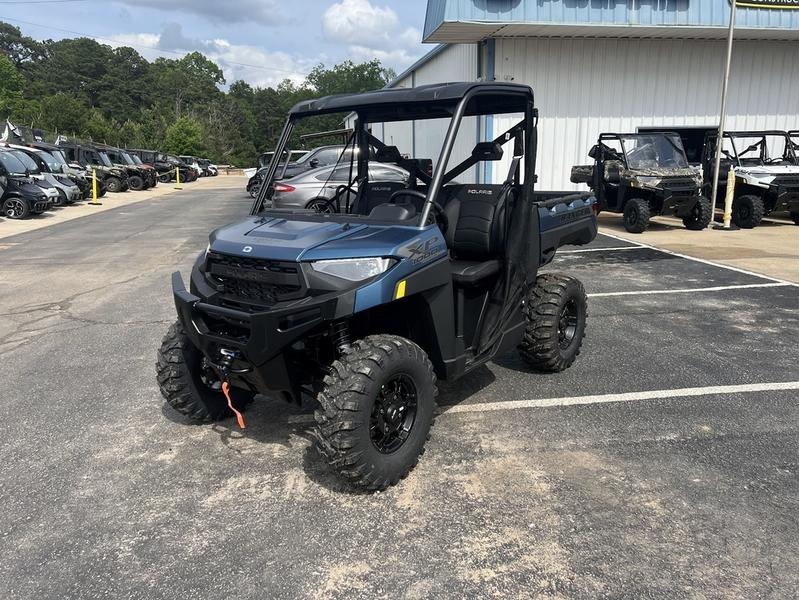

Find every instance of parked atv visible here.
[57,140,129,193]
[572,132,710,233]
[95,144,153,191]
[156,82,597,491]
[703,130,799,228]
[0,149,52,218]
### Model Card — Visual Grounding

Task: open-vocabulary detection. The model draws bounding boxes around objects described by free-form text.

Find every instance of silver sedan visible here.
[271,163,408,211]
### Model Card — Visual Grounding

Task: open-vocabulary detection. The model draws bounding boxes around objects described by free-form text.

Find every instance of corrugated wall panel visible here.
[494,37,799,190]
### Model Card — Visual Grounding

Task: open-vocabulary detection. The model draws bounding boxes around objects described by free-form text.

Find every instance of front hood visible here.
[737,165,799,185]
[210,217,369,262]
[208,216,424,263]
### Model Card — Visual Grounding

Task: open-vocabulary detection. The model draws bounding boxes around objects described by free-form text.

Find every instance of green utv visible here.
[572,132,711,233]
[157,82,598,491]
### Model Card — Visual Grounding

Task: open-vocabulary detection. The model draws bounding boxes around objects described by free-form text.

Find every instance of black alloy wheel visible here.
[370,374,418,454]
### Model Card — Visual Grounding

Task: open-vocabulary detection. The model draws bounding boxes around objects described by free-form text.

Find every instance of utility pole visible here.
[709,0,737,226]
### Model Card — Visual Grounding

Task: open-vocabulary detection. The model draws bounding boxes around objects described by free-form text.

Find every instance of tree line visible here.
[0,22,396,165]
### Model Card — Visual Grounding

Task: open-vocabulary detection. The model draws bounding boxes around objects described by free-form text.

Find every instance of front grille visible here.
[206,252,304,307]
[774,177,799,187]
[660,178,697,190]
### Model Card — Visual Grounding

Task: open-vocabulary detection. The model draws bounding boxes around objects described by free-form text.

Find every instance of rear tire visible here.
[732,194,765,229]
[156,321,255,423]
[518,274,588,373]
[683,197,713,230]
[314,335,437,491]
[790,212,799,226]
[623,197,651,233]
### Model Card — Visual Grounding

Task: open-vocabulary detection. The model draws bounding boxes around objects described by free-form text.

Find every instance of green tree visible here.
[0,22,43,66]
[164,116,205,155]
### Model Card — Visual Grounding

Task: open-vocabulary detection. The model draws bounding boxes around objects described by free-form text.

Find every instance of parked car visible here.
[29,141,106,200]
[0,148,52,218]
[179,156,204,178]
[271,163,409,211]
[703,130,799,228]
[196,158,218,177]
[258,150,308,169]
[4,143,82,205]
[3,148,60,207]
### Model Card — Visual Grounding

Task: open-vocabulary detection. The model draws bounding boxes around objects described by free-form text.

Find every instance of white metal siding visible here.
[494,38,799,190]
[371,44,480,176]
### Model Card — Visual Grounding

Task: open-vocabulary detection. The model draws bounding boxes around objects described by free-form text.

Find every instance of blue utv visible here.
[157,82,598,490]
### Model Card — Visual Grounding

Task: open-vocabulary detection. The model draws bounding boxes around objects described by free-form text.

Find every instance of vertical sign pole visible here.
[709,0,737,226]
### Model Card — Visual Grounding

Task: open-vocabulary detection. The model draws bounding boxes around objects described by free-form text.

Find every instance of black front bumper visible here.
[172,272,340,400]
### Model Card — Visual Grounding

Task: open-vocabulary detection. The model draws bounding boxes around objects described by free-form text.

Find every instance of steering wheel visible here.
[389,190,449,233]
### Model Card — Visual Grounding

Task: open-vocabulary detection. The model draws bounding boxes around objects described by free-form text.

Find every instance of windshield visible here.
[253,89,534,226]
[118,152,136,166]
[728,133,797,166]
[130,154,144,165]
[0,151,30,175]
[97,152,113,167]
[49,149,69,169]
[10,150,41,174]
[620,134,689,169]
[36,150,63,172]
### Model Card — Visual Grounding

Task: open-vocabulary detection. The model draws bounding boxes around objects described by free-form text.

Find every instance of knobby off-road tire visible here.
[683,197,713,231]
[518,274,588,373]
[156,321,254,423]
[732,194,765,229]
[128,175,145,191]
[105,176,123,193]
[314,335,437,491]
[623,197,651,233]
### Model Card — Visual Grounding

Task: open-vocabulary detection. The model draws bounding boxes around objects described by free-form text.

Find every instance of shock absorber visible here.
[331,320,351,352]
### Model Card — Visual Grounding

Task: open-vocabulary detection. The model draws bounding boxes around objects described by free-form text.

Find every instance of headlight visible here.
[636,176,662,188]
[310,257,395,281]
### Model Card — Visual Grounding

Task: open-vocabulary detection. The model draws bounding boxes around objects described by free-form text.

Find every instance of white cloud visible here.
[104,26,312,88]
[322,0,423,70]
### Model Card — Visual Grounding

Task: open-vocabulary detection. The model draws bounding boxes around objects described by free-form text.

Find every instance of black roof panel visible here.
[289,81,534,121]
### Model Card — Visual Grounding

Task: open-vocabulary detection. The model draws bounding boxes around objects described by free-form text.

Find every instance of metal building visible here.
[373,0,799,190]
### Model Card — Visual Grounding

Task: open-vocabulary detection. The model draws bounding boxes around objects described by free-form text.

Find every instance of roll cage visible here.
[250,82,538,227]
[703,130,798,167]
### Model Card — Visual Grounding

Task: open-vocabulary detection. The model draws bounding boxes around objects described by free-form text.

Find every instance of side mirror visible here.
[309,158,320,168]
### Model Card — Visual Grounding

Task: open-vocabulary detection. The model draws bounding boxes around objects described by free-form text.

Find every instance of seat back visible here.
[352,181,406,215]
[443,184,508,260]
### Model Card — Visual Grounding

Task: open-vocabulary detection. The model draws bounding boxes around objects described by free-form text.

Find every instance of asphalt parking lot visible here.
[1,180,797,599]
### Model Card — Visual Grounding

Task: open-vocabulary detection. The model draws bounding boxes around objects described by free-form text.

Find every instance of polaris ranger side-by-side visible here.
[702,130,799,228]
[156,82,598,491]
[57,140,129,193]
[571,132,710,233]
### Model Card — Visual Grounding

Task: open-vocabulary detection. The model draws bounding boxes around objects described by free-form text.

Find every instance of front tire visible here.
[732,195,764,229]
[105,176,122,193]
[623,197,651,233]
[518,274,588,373]
[314,335,437,491]
[683,197,713,230]
[156,321,255,423]
[3,197,30,219]
[128,175,145,191]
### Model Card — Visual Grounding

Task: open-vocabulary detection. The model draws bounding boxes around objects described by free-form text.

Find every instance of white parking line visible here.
[443,381,799,415]
[599,231,798,286]
[559,246,644,254]
[589,282,791,297]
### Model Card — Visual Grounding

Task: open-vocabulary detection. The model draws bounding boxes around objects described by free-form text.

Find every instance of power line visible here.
[0,16,311,76]
[0,0,88,4]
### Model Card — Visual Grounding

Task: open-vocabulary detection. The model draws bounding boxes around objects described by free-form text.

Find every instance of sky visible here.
[0,0,433,87]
